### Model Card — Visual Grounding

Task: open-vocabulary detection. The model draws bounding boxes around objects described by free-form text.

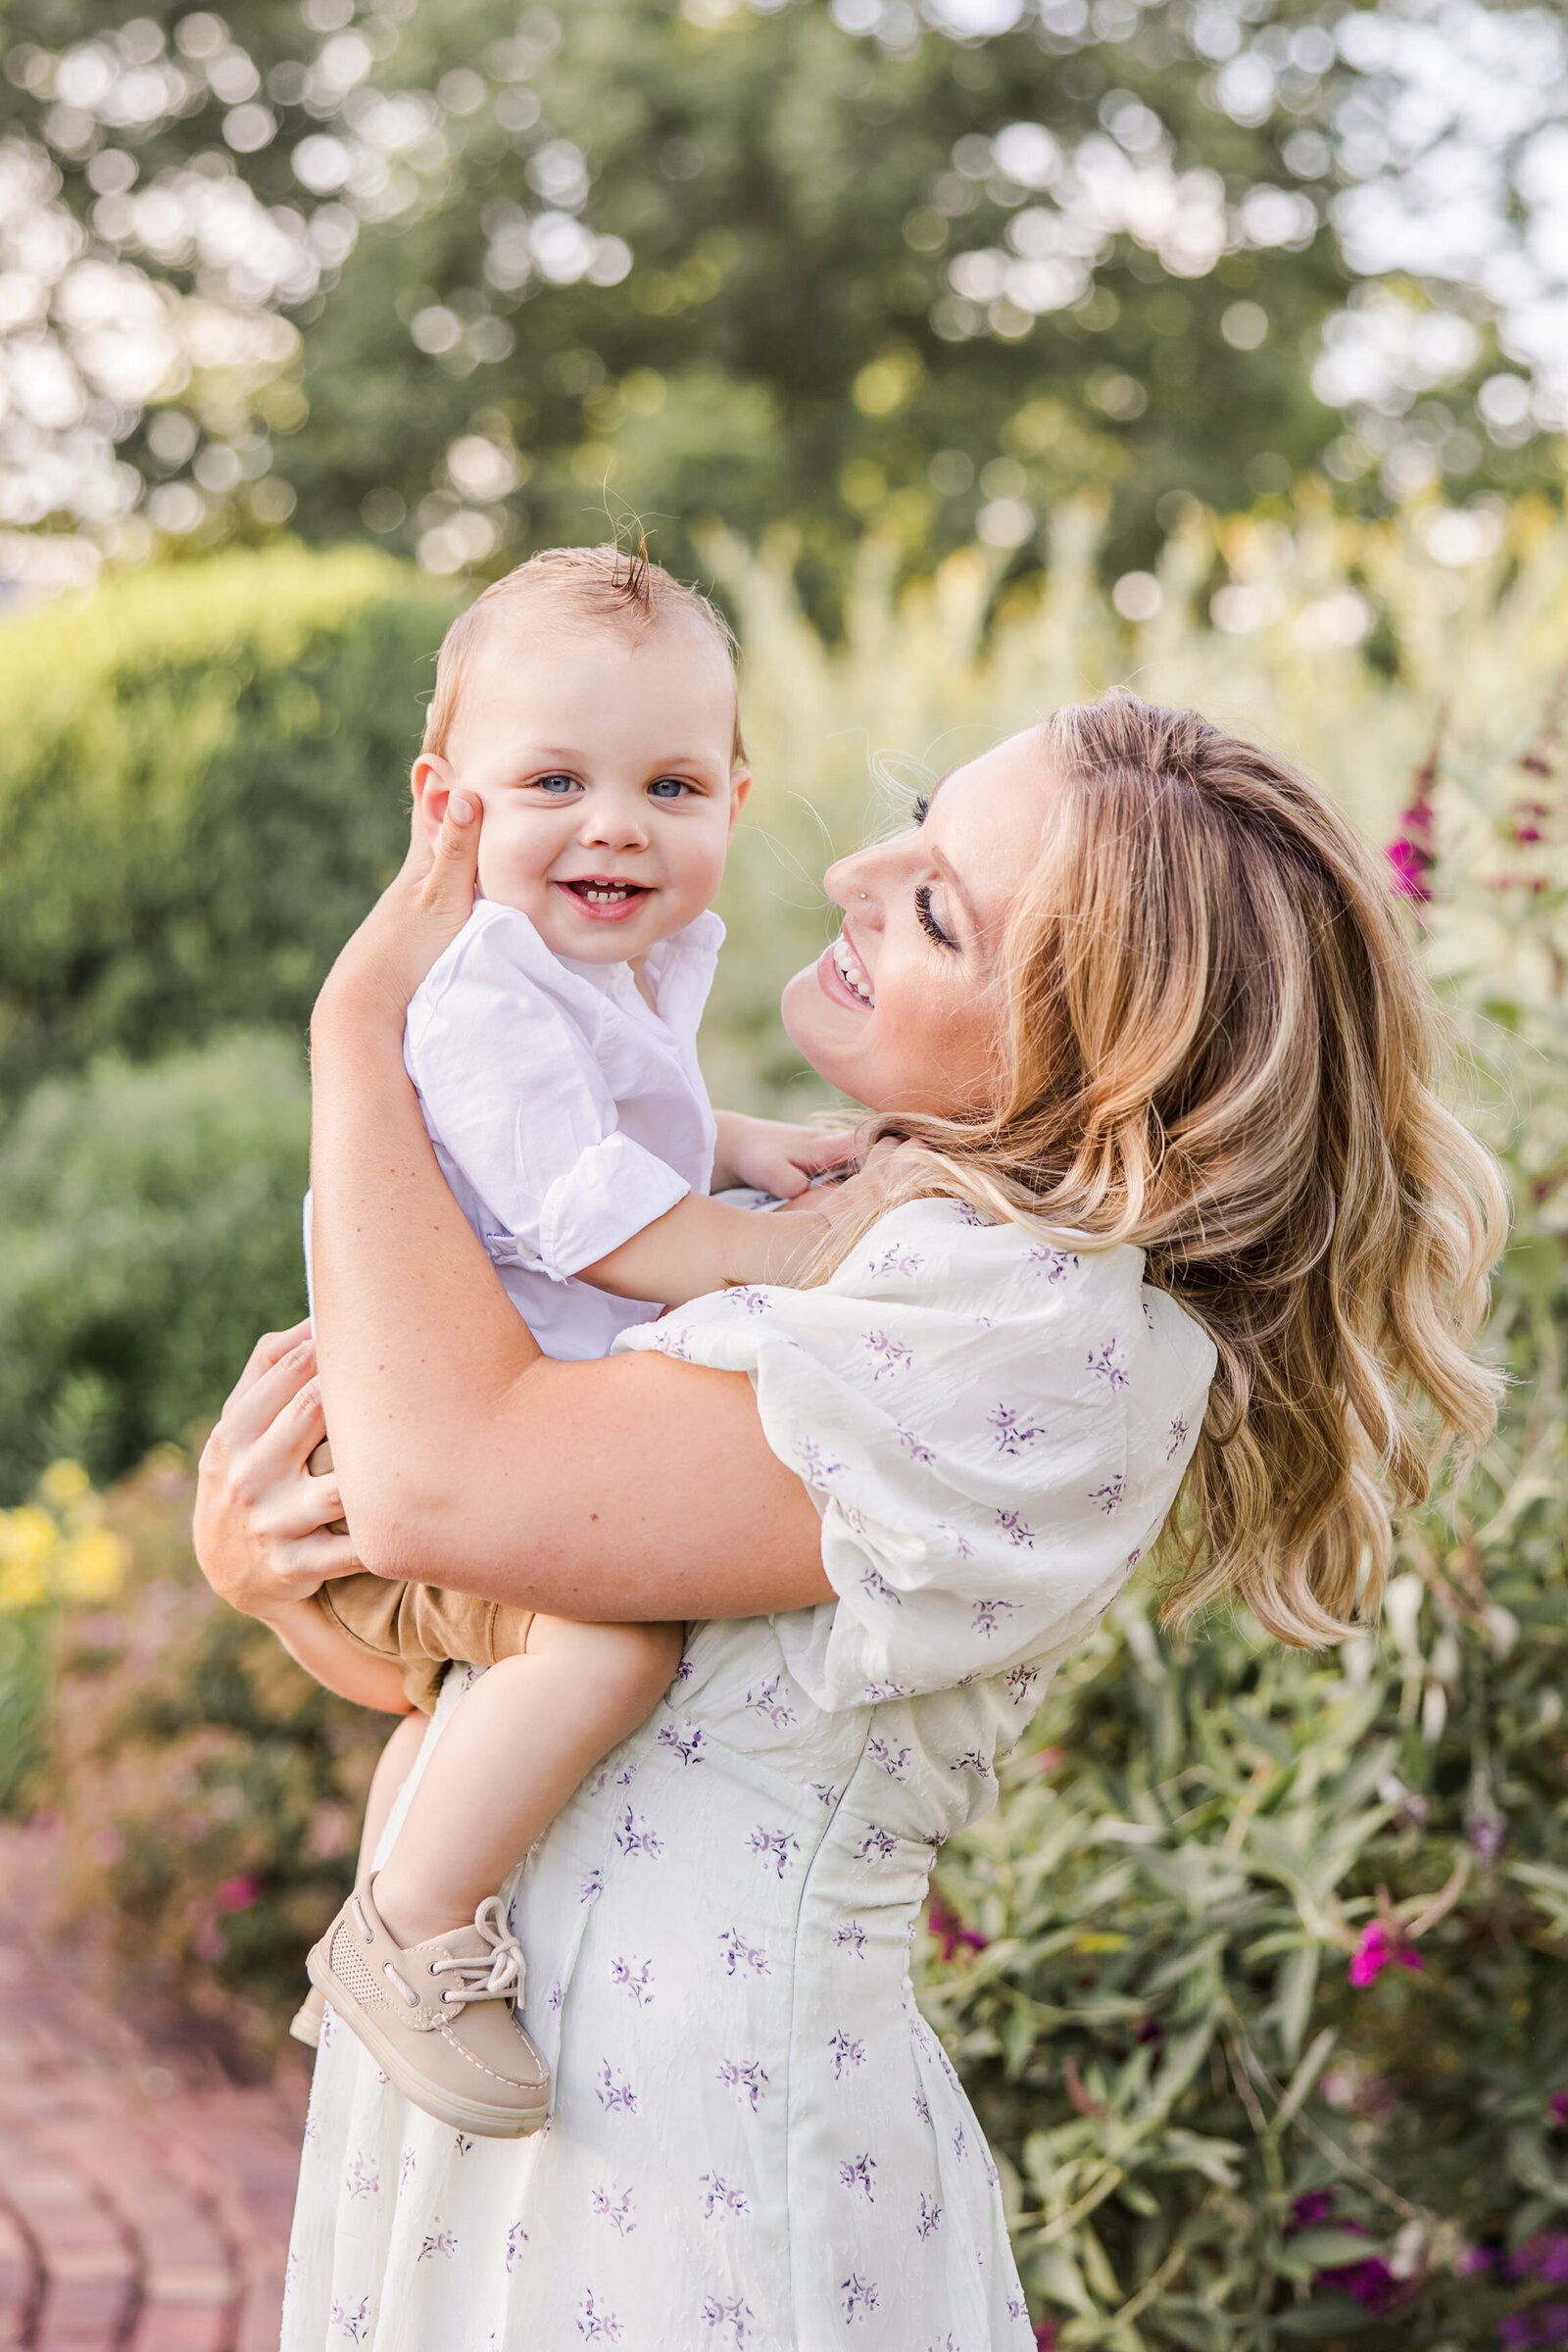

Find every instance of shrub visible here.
[0,1031,310,1498]
[0,543,452,1108]
[41,1446,385,2059]
[0,1457,128,1814]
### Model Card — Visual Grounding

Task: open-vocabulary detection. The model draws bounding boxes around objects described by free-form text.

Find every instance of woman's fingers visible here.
[420,787,480,916]
[226,1320,312,1408]
[289,1529,362,1583]
[219,1331,318,1450]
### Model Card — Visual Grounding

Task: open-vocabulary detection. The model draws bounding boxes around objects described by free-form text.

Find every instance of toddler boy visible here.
[273,545,846,2135]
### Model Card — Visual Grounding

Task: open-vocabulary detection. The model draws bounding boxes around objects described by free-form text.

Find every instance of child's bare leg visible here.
[371,1615,683,1948]
[359,1709,428,1874]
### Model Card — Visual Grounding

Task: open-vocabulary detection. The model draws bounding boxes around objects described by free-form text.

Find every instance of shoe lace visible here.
[429,1896,526,2009]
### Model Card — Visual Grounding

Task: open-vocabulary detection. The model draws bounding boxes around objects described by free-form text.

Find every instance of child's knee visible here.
[592,1620,685,1724]
[527,1614,683,1728]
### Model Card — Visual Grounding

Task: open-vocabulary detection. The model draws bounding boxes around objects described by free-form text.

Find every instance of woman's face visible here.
[781,729,1056,1117]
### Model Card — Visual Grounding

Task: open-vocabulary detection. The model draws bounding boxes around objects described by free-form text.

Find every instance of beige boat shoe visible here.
[289,1981,325,2048]
[307,1878,551,2137]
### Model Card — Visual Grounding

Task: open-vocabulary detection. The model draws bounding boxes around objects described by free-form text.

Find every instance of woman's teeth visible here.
[833,936,874,1006]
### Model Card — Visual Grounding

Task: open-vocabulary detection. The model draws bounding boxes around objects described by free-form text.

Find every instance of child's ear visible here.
[412,752,456,842]
[726,769,752,837]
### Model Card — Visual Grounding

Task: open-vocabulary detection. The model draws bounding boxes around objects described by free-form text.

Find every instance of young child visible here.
[270,544,848,2138]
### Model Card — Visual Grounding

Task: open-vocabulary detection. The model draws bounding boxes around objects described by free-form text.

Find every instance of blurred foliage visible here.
[0,1456,126,1811]
[0,542,449,1102]
[40,1445,385,2059]
[0,1030,310,1499]
[2,0,1560,607]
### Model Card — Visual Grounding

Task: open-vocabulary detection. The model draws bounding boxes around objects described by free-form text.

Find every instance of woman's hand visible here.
[194,1321,361,1621]
[313,787,483,1044]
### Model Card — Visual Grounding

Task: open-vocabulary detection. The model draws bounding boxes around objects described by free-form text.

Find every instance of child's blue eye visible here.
[534,773,579,795]
[648,776,693,800]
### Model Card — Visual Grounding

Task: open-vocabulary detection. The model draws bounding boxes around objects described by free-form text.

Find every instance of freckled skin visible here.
[781,735,1056,1117]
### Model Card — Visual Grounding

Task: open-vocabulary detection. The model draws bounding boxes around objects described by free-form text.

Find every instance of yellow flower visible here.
[1072,1932,1132,1953]
[0,1506,61,1575]
[0,1552,50,1613]
[37,1459,90,1510]
[57,1529,126,1604]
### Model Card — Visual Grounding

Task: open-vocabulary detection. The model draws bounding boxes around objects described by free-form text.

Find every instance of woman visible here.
[196,691,1503,2350]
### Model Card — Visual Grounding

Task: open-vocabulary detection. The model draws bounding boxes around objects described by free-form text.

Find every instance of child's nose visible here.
[580,793,649,850]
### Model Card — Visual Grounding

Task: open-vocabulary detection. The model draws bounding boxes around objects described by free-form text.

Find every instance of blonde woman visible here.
[196,691,1502,2351]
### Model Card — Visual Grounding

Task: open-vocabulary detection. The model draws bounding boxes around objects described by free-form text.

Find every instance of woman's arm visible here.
[300,799,832,1623]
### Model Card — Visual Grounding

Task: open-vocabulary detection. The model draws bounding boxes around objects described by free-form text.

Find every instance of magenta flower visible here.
[1547,2091,1568,2132]
[1316,2252,1402,2314]
[1348,1921,1425,1987]
[926,1897,988,1963]
[1512,2236,1568,2286]
[1386,837,1433,900]
[1290,2191,1336,2230]
[1498,2306,1568,2349]
[1034,2325,1059,2350]
[215,1874,264,1913]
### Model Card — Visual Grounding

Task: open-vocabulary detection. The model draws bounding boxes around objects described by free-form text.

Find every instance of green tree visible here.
[2,0,1558,604]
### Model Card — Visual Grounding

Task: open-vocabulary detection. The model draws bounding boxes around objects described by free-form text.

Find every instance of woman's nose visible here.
[825,852,882,927]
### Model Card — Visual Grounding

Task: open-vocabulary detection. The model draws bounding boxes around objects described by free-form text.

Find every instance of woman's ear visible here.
[412,752,456,842]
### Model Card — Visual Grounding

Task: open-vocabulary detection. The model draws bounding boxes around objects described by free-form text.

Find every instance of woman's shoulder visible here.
[623,1193,1215,1407]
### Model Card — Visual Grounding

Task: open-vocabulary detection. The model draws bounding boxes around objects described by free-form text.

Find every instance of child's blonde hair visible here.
[827,689,1507,1648]
[422,542,746,764]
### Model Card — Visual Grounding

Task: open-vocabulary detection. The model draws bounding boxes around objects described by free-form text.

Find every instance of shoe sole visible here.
[288,2005,321,2050]
[307,1947,551,2139]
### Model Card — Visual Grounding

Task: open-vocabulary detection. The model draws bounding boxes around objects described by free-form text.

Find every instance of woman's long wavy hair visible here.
[830,690,1507,1647]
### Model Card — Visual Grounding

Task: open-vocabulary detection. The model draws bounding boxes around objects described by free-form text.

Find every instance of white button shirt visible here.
[307,898,722,1361]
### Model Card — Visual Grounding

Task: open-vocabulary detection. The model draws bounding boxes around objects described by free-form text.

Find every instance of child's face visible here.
[413,618,747,963]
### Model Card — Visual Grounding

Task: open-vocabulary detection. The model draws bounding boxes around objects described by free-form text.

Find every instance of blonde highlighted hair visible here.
[422,541,746,763]
[837,690,1507,1647]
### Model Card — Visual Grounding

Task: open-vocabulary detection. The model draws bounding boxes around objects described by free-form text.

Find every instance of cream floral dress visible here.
[282,1200,1216,2352]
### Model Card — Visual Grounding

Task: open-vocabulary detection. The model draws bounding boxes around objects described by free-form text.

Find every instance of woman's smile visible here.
[819,930,874,1008]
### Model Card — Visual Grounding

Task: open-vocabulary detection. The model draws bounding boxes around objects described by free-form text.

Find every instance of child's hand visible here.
[712,1109,858,1200]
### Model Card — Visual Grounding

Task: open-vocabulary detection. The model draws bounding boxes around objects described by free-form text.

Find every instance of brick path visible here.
[0,1833,304,2352]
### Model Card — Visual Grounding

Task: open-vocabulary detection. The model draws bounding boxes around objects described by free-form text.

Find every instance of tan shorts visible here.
[305,1439,531,1711]
[313,1574,534,1714]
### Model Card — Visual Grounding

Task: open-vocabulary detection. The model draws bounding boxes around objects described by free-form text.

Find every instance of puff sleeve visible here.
[614,1198,1216,1711]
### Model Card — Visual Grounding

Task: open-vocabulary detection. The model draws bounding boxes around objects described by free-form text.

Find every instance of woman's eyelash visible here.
[915,884,957,951]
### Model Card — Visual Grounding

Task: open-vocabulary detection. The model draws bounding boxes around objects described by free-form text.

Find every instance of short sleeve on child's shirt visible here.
[404,902,715,1285]
[614,1198,1216,1711]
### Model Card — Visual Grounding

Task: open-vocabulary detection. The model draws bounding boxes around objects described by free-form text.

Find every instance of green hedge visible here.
[0,1032,310,1498]
[0,545,452,1109]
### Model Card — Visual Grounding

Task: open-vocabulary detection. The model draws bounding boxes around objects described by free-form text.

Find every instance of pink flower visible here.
[1035,2325,1059,2350]
[927,1896,988,1963]
[1317,2254,1401,2314]
[1348,1922,1424,1988]
[1386,837,1433,901]
[1547,2090,1568,2132]
[215,1874,264,1913]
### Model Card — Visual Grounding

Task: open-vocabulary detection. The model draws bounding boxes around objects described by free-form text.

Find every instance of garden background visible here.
[2,0,1568,2344]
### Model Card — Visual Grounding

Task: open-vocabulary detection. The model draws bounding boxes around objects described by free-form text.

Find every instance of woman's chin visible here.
[781,963,858,1095]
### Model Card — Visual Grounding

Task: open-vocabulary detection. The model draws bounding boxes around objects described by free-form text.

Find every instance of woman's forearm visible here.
[307,991,830,1622]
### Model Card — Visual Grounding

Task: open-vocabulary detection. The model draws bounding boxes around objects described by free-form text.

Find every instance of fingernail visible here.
[450,793,474,826]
